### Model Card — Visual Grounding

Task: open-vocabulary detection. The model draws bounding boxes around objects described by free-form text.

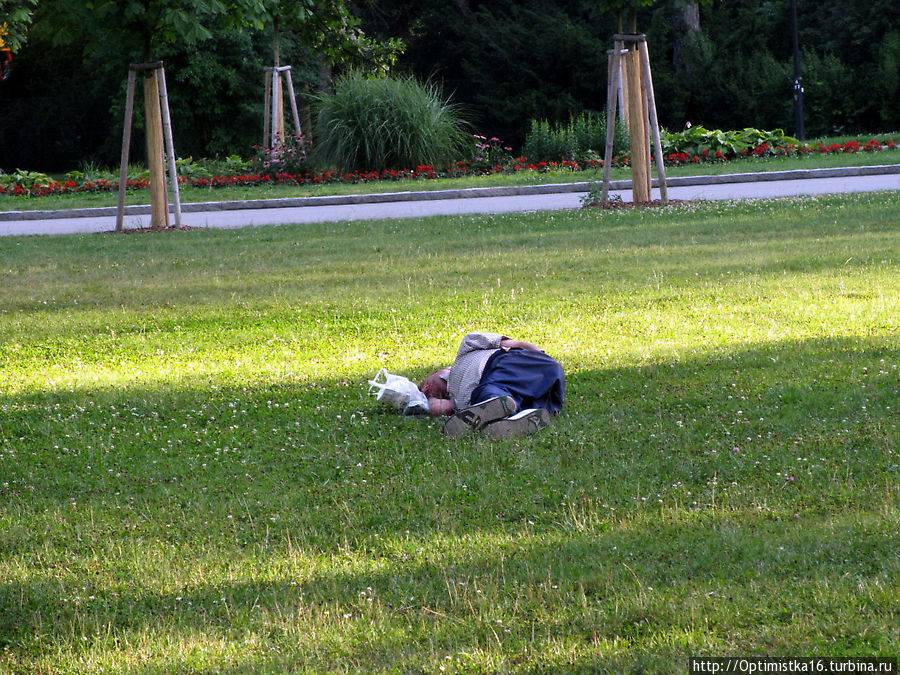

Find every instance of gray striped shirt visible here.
[447,331,506,409]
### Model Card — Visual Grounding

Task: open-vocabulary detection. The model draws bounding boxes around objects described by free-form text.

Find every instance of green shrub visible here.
[66,160,109,184]
[193,154,251,178]
[877,31,900,130]
[313,72,470,171]
[0,169,51,190]
[522,119,569,163]
[175,157,213,179]
[660,126,800,157]
[801,50,858,136]
[522,112,629,162]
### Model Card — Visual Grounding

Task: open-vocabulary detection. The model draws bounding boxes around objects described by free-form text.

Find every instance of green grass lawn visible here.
[2,146,899,213]
[0,192,898,673]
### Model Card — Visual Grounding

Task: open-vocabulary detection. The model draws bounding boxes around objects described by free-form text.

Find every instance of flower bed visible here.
[1,139,896,199]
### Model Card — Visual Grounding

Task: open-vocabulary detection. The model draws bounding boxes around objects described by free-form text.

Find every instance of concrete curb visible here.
[2,164,898,222]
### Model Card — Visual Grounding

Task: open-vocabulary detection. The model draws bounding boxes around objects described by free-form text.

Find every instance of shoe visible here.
[481,408,550,440]
[443,395,517,438]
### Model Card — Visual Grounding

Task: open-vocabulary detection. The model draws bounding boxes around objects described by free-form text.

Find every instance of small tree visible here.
[246,0,402,70]
[35,0,254,228]
[584,0,652,33]
[249,1,403,149]
[586,0,712,203]
[584,0,711,34]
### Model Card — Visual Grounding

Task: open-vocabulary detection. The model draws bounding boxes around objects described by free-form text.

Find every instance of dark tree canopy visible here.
[1,0,897,172]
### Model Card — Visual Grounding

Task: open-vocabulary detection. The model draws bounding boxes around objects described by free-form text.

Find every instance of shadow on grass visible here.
[0,335,897,667]
[0,509,894,667]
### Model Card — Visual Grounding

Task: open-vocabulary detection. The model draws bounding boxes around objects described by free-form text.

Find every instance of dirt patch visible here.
[105,225,203,234]
[584,199,689,210]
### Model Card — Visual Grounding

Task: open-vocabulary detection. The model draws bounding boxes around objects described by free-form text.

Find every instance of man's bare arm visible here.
[500,338,542,351]
[428,397,454,416]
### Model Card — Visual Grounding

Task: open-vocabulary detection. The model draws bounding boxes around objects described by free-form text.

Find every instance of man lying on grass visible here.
[420,331,565,439]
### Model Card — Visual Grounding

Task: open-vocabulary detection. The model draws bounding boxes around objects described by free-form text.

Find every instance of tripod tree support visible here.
[263,65,303,150]
[116,62,183,232]
[601,34,668,205]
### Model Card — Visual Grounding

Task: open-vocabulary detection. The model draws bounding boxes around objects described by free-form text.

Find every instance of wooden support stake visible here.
[282,67,303,137]
[270,69,280,149]
[144,70,169,230]
[276,72,285,143]
[639,49,652,195]
[639,40,668,204]
[263,70,272,148]
[617,56,627,125]
[601,42,623,203]
[116,69,137,233]
[157,66,182,227]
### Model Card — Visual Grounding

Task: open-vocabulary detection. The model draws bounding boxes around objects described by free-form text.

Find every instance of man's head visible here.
[420,367,450,399]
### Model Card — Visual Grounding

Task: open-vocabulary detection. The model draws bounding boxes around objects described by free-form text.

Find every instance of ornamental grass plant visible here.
[313,72,471,171]
[0,192,897,672]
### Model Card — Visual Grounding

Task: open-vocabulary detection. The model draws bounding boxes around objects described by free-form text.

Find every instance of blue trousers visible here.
[470,349,565,415]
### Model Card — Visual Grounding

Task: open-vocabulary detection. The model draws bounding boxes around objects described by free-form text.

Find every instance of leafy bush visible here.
[522,112,629,162]
[660,126,801,157]
[313,72,470,171]
[218,155,252,176]
[0,169,51,191]
[175,157,213,179]
[173,155,252,178]
[64,161,109,185]
[877,31,900,130]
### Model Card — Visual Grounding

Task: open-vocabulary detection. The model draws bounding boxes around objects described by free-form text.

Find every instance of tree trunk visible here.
[318,57,332,94]
[625,48,650,203]
[144,72,169,230]
[270,18,285,148]
[273,17,280,68]
[678,0,700,32]
[672,1,700,75]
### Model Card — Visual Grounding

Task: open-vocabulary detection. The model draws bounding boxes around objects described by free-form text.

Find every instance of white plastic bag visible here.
[368,368,428,412]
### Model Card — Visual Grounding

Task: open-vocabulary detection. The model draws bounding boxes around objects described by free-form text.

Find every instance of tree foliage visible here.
[1,0,898,172]
[32,0,400,65]
[582,0,711,32]
[238,0,403,67]
[0,0,37,52]
[376,0,899,144]
[33,0,244,61]
[3,0,401,170]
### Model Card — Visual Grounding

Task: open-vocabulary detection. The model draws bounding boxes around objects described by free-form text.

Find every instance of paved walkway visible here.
[1,165,898,237]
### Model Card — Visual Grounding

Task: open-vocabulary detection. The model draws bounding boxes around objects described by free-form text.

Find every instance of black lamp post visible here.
[791,0,805,140]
